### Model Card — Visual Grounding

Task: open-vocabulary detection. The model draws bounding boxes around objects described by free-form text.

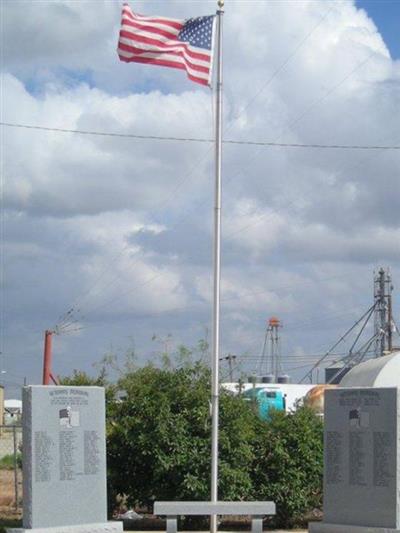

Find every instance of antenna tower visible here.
[260,317,282,380]
[373,267,393,357]
[301,267,397,384]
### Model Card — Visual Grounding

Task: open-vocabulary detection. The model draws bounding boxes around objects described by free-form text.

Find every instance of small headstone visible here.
[9,385,122,533]
[309,387,400,533]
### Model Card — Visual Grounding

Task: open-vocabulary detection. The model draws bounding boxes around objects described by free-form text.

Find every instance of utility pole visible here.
[373,267,393,357]
[220,354,237,381]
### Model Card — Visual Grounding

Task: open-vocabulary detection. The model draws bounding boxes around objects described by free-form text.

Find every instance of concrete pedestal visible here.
[309,521,400,532]
[7,522,123,533]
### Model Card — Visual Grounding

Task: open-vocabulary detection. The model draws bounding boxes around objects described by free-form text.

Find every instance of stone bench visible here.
[154,501,276,533]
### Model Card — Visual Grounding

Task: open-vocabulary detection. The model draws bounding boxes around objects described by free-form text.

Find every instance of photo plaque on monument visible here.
[309,387,400,533]
[8,385,122,533]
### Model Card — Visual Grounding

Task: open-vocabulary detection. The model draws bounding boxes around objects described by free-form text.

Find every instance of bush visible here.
[0,453,22,470]
[252,406,324,528]
[107,364,260,511]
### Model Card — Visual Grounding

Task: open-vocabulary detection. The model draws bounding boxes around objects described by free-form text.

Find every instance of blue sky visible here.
[357,0,400,58]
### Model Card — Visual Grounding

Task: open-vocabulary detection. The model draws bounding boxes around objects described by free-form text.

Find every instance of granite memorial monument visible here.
[309,387,400,533]
[8,385,122,533]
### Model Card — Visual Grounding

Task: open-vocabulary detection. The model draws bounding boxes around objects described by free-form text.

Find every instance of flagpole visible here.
[211,2,224,533]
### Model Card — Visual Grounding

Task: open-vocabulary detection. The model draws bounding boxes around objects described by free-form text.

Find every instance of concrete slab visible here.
[309,522,400,532]
[123,530,307,533]
[7,523,123,533]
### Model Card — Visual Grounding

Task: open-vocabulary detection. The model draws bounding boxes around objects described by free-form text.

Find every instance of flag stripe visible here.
[118,53,210,84]
[118,54,209,86]
[119,30,212,63]
[118,41,211,73]
[121,17,181,40]
[122,8,184,31]
[118,48,210,80]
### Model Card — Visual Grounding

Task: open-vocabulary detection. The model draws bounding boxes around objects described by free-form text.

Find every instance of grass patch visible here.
[0,454,21,470]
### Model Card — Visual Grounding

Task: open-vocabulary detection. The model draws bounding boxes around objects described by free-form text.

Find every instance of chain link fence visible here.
[0,425,23,516]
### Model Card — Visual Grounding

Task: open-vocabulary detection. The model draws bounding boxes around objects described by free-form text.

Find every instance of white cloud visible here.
[2,0,400,391]
[3,74,214,216]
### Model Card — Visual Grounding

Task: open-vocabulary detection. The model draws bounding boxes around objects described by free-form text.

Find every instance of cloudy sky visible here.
[1,0,399,397]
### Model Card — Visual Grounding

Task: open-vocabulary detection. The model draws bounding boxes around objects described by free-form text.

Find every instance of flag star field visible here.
[179,17,214,50]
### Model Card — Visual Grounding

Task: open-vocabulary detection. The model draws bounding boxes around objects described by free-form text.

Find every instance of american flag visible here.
[117,4,215,86]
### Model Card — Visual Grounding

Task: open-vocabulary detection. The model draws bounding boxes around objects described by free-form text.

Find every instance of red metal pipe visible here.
[42,330,53,385]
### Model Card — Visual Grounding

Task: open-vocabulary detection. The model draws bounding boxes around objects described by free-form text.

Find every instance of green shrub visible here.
[0,453,22,470]
[107,364,259,511]
[251,406,324,528]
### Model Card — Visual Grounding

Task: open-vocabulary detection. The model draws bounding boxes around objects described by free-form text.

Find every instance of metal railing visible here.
[0,425,23,513]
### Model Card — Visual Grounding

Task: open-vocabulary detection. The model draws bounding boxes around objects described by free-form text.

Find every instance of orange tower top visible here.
[268,316,280,327]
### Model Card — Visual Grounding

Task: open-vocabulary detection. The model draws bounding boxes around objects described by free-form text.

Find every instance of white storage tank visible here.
[340,351,400,387]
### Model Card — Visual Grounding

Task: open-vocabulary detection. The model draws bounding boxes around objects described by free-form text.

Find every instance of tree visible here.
[59,368,116,404]
[60,369,107,387]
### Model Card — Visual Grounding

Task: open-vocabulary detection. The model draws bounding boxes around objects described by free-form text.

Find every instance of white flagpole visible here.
[211,2,224,533]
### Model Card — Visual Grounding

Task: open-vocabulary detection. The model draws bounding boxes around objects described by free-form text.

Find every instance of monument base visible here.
[309,522,400,533]
[7,522,123,533]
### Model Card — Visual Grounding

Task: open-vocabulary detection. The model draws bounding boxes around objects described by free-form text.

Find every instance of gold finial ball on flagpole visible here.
[217,0,224,8]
